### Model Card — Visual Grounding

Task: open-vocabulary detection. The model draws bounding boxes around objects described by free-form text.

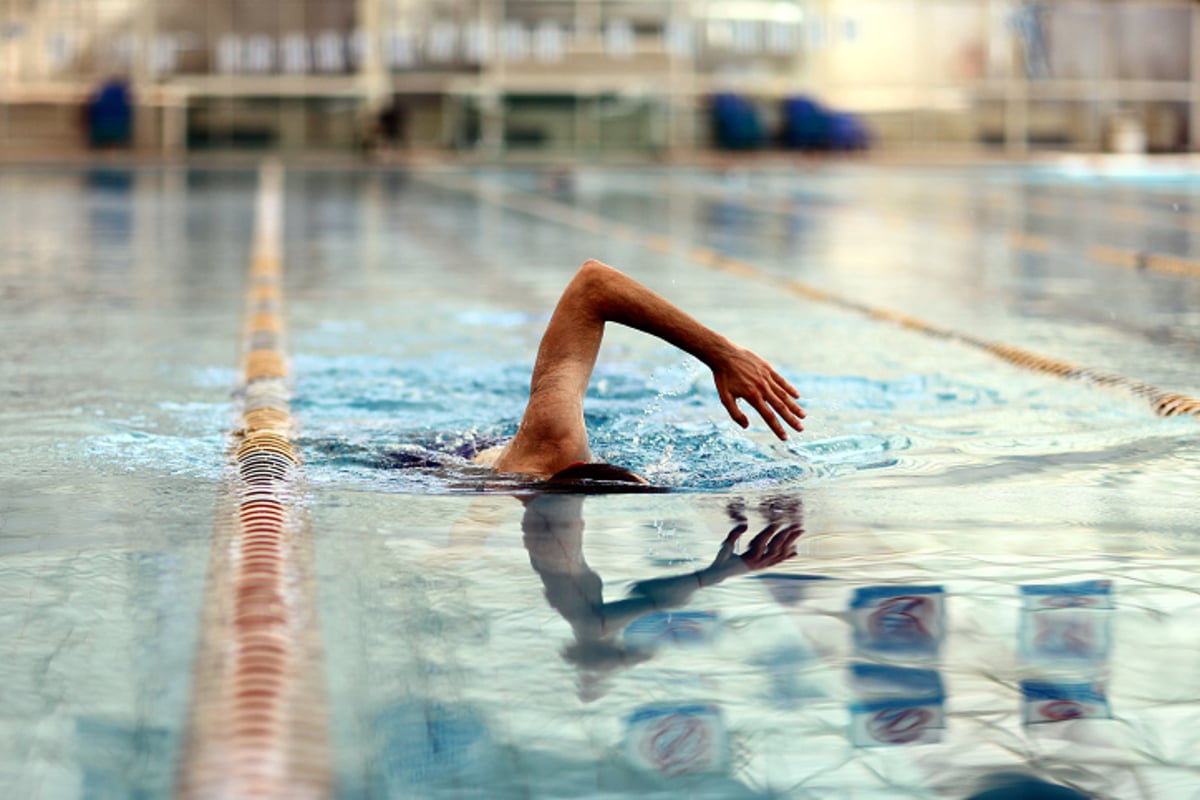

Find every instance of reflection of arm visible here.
[523,494,802,644]
[598,558,750,630]
[523,494,736,636]
[624,545,749,610]
[556,551,756,636]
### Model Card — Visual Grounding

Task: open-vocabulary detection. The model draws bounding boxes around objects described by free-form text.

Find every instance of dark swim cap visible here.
[539,462,667,494]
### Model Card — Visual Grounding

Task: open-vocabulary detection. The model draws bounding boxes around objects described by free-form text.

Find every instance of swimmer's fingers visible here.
[718,385,751,430]
[768,387,806,434]
[738,523,803,569]
[769,366,802,401]
[746,394,789,440]
[772,374,806,418]
[714,348,803,438]
[746,526,801,568]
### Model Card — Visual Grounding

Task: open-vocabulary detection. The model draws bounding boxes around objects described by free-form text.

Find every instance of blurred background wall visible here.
[0,0,1195,158]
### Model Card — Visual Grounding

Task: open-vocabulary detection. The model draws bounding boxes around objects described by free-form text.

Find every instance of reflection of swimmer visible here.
[473,261,804,486]
[520,493,802,699]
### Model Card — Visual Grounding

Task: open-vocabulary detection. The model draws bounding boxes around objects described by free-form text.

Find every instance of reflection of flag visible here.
[1029,614,1105,660]
[1021,681,1110,724]
[850,585,945,658]
[863,703,938,745]
[624,704,728,777]
[1020,580,1113,610]
[848,664,945,747]
[1019,580,1113,665]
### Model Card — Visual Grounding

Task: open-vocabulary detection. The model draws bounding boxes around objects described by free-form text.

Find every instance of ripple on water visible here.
[288,355,991,493]
[76,348,1185,499]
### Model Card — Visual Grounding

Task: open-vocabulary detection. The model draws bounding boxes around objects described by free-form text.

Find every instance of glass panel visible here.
[1043,2,1112,82]
[1115,4,1189,83]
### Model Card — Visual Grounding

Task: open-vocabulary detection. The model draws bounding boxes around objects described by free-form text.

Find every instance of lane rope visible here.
[420,172,1200,420]
[646,175,1200,279]
[178,161,331,799]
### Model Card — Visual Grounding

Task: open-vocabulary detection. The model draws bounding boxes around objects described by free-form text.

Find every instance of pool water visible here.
[2,161,1199,799]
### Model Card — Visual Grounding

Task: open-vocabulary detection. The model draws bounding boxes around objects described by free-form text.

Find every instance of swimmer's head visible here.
[539,462,666,494]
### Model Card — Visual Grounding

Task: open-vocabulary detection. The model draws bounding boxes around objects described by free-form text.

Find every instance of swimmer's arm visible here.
[498,259,805,476]
[573,260,805,439]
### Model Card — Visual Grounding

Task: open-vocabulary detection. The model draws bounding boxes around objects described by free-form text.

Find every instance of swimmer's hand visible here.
[712,345,805,440]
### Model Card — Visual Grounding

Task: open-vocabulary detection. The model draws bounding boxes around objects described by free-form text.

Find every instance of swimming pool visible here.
[1,160,1198,798]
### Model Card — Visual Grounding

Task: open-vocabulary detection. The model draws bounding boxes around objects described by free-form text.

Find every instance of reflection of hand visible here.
[712,346,805,440]
[628,496,805,606]
[723,522,803,571]
[699,520,802,585]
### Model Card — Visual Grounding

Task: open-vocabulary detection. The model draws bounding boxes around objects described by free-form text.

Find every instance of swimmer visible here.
[473,260,805,485]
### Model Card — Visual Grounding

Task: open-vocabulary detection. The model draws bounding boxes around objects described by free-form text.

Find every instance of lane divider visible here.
[648,176,1200,279]
[1008,232,1051,253]
[1018,183,1200,229]
[179,162,331,799]
[422,173,1200,420]
[1088,244,1200,278]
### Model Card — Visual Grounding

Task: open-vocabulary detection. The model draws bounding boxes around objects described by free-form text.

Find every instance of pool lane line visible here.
[1007,232,1052,253]
[648,175,1200,280]
[179,161,331,800]
[1087,245,1200,278]
[1013,182,1200,228]
[419,172,1200,421]
[932,193,1200,278]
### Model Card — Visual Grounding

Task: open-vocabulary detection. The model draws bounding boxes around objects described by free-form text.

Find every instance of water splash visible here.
[78,346,1014,493]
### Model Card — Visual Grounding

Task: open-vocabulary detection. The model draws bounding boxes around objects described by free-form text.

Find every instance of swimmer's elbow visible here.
[575,259,617,287]
[576,259,626,298]
[561,260,615,313]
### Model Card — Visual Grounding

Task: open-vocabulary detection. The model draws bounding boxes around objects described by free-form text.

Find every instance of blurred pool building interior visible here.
[2,2,1200,799]
[3,0,1199,156]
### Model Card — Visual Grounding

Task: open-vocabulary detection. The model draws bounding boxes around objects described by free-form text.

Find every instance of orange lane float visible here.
[179,162,330,800]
